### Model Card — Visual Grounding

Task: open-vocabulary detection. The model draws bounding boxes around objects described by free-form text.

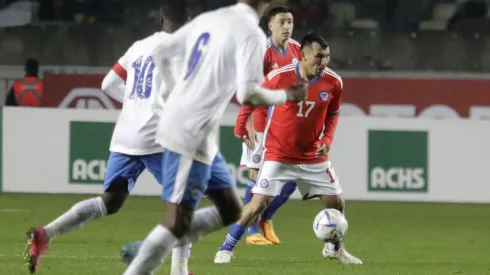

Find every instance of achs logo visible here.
[59,88,116,109]
[320,91,330,101]
[292,58,298,64]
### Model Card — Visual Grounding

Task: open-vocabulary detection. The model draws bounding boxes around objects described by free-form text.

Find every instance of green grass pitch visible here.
[0,193,489,275]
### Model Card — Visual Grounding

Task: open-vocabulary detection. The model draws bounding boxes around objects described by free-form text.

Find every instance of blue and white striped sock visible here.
[219,223,247,252]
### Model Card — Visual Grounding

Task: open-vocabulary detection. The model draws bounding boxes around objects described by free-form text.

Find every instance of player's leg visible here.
[240,143,260,236]
[215,161,291,264]
[140,153,193,275]
[25,152,144,273]
[171,243,193,275]
[242,136,272,245]
[297,162,362,264]
[259,180,297,244]
[124,151,240,274]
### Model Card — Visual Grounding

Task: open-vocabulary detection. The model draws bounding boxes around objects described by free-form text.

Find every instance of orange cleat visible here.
[246,233,273,245]
[259,219,280,244]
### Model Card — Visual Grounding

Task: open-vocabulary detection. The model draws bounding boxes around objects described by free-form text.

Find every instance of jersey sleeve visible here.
[320,80,342,147]
[235,32,267,86]
[234,105,255,136]
[112,44,133,81]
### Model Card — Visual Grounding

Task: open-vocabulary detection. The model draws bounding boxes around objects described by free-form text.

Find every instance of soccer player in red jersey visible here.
[215,33,362,264]
[235,5,301,246]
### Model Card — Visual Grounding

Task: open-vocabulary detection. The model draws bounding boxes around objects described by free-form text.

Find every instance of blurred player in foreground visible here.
[23,4,192,274]
[122,0,307,274]
[235,5,301,245]
[215,33,362,264]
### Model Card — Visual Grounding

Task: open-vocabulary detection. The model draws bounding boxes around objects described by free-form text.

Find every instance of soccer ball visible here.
[313,208,348,242]
[120,240,142,265]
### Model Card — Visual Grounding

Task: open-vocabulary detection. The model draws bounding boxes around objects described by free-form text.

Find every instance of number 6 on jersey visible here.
[184,32,210,80]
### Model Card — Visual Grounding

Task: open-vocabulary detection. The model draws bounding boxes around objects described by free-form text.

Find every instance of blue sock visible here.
[261,182,297,220]
[243,180,255,204]
[219,223,247,252]
[244,179,260,235]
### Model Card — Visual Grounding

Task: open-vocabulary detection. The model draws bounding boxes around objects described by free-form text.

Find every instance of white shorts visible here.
[253,161,343,199]
[239,132,264,169]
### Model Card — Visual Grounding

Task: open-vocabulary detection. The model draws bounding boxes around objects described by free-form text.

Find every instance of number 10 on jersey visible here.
[130,56,156,99]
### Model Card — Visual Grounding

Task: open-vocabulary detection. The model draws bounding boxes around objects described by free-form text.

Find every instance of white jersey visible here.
[109,32,183,155]
[151,3,267,164]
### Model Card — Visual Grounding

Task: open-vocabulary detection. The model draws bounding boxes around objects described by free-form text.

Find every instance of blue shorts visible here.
[104,152,163,192]
[161,150,235,210]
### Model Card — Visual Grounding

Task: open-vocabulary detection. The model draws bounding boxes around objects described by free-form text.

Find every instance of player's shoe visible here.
[24,227,49,274]
[246,233,273,245]
[214,250,234,264]
[259,219,280,244]
[322,244,363,264]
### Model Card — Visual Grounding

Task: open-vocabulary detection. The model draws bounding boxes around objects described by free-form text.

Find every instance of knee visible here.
[102,190,128,215]
[171,216,193,239]
[218,196,243,226]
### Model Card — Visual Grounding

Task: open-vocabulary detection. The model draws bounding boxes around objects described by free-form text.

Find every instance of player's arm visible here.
[234,105,256,137]
[235,32,291,106]
[235,52,272,138]
[101,50,130,103]
[318,81,342,157]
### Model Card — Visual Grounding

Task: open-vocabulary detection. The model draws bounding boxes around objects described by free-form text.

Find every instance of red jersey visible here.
[235,37,301,135]
[264,62,342,164]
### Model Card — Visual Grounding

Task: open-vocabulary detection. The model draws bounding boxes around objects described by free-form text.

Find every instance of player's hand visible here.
[285,83,307,103]
[316,143,329,158]
[234,132,256,151]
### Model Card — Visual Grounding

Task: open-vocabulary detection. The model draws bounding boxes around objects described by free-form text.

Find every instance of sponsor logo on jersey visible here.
[69,121,114,184]
[368,130,428,192]
[292,58,298,64]
[320,91,330,101]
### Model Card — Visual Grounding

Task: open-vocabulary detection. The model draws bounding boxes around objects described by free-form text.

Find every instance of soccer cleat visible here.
[322,244,363,264]
[259,219,280,244]
[214,250,234,264]
[24,227,50,274]
[246,233,273,245]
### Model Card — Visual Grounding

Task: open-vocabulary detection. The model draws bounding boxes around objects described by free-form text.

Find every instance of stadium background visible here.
[0,0,489,274]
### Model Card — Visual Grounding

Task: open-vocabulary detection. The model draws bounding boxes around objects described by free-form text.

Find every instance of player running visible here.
[23,4,193,274]
[122,0,307,274]
[235,5,301,246]
[215,33,363,264]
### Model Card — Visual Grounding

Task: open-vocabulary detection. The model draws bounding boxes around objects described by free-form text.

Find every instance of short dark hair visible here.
[268,6,292,20]
[161,1,188,24]
[300,32,329,50]
[25,58,39,75]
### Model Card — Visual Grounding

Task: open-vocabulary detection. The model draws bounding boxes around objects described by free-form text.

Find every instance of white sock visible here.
[171,243,192,275]
[178,206,223,245]
[43,197,107,240]
[124,225,178,275]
